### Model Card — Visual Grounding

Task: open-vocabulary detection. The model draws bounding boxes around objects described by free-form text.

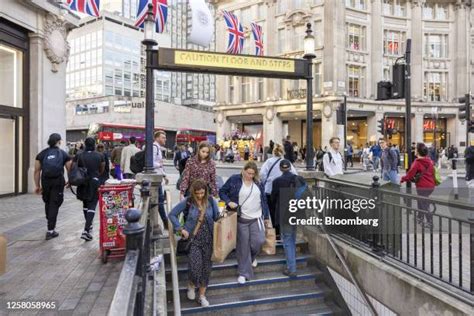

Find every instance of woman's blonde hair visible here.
[273,144,284,157]
[197,141,213,162]
[242,161,259,182]
[189,179,209,210]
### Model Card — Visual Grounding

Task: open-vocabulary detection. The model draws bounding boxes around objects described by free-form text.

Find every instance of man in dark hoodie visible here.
[74,137,105,241]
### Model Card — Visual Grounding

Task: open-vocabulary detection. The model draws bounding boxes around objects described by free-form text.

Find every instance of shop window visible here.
[0,45,23,108]
[425,34,448,58]
[424,72,447,102]
[347,24,365,51]
[384,30,405,56]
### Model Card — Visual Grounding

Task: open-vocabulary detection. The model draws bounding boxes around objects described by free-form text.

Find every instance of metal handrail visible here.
[165,190,181,315]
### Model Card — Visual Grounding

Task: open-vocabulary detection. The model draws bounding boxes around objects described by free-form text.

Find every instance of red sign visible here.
[385,119,395,130]
[423,120,435,131]
[98,132,113,141]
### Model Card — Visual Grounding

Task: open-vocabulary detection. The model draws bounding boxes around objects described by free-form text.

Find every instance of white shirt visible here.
[120,144,140,174]
[239,182,262,220]
[260,156,298,194]
[153,142,166,176]
[323,148,344,177]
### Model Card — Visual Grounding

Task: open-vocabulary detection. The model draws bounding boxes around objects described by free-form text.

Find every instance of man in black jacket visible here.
[271,159,302,277]
[283,136,295,163]
[173,145,190,175]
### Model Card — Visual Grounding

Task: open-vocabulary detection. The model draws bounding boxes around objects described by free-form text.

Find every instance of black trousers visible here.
[266,193,280,236]
[79,178,100,232]
[41,177,65,231]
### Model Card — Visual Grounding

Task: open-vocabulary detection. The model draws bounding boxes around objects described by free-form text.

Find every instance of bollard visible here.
[123,208,145,251]
[452,159,459,200]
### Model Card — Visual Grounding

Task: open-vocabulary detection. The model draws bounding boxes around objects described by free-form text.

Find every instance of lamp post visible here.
[143,4,157,174]
[303,22,316,171]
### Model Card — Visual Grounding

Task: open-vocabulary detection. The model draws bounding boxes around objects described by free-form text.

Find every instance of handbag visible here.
[434,166,442,186]
[235,182,254,216]
[69,153,88,186]
[261,217,276,255]
[176,204,205,255]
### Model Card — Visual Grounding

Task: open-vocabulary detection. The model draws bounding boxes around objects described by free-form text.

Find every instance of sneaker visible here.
[199,296,209,307]
[45,231,59,240]
[283,269,297,277]
[186,286,195,301]
[237,276,246,284]
[252,259,258,268]
[81,231,93,242]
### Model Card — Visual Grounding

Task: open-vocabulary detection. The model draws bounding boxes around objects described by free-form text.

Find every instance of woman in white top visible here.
[260,144,297,236]
[219,162,270,284]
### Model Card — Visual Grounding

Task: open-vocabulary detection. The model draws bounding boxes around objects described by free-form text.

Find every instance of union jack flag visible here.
[135,0,168,34]
[67,0,100,17]
[251,22,264,56]
[222,10,244,55]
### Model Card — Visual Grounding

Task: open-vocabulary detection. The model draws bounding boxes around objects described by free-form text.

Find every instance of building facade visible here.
[0,0,79,196]
[65,11,215,146]
[214,0,472,153]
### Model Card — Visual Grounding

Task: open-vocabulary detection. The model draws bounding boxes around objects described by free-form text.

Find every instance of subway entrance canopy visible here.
[151,48,310,79]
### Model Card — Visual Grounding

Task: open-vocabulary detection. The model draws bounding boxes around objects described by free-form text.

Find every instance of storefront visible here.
[0,20,29,196]
[384,116,406,150]
[422,117,449,149]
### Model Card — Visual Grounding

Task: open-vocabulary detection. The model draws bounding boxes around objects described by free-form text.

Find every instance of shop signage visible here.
[154,48,309,79]
[423,119,436,131]
[287,88,307,99]
[113,99,145,113]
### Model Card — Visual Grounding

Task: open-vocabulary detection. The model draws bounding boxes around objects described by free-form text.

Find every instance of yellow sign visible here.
[174,51,295,73]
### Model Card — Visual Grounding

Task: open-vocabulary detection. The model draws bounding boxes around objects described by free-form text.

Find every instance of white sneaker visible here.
[187,286,195,300]
[252,259,258,268]
[237,276,246,284]
[199,296,209,307]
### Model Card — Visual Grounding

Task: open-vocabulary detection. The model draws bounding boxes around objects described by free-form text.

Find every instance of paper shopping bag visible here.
[212,211,237,263]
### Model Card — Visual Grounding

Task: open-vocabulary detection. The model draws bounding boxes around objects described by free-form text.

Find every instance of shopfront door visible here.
[0,115,20,196]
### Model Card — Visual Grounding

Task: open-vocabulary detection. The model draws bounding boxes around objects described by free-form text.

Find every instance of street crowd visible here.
[34,130,474,307]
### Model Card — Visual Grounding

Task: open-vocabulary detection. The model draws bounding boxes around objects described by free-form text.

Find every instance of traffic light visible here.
[377,118,385,135]
[376,81,392,100]
[391,63,405,99]
[458,94,471,121]
[336,101,346,125]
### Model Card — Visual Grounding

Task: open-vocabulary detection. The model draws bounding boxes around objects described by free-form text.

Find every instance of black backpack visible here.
[69,153,88,186]
[130,150,146,174]
[318,152,333,172]
[41,148,65,178]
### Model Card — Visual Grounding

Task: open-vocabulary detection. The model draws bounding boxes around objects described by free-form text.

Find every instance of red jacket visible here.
[401,157,435,189]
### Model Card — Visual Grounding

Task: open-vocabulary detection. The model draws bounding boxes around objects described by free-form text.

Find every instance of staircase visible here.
[165,240,347,315]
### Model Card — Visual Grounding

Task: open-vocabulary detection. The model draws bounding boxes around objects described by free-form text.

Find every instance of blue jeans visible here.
[158,184,168,225]
[373,157,380,170]
[382,169,399,184]
[281,226,297,273]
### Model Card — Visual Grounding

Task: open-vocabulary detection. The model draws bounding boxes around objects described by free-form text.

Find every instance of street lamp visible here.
[143,4,157,174]
[303,22,316,170]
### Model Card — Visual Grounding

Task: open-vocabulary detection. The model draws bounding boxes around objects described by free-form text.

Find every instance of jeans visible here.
[158,184,168,226]
[123,173,135,179]
[373,157,380,170]
[281,226,297,273]
[382,169,399,185]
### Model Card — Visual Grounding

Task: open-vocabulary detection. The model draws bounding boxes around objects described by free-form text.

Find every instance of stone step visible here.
[244,302,340,316]
[165,254,310,280]
[169,283,331,315]
[166,267,322,299]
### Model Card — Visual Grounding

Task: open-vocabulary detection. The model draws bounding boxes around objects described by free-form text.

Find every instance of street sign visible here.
[152,48,310,79]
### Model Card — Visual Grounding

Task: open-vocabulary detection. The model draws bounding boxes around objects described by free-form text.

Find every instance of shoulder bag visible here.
[177,203,206,255]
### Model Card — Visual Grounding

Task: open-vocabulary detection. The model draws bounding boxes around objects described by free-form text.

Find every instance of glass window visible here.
[423,3,434,19]
[384,30,405,56]
[383,0,406,17]
[425,34,448,58]
[314,63,321,95]
[436,4,448,20]
[0,45,23,108]
[229,76,234,104]
[424,72,447,102]
[257,78,264,101]
[292,25,305,51]
[347,65,364,97]
[347,24,365,51]
[346,0,365,10]
[241,77,251,103]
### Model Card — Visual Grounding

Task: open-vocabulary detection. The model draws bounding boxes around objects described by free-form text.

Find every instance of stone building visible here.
[213,0,472,154]
[0,0,79,195]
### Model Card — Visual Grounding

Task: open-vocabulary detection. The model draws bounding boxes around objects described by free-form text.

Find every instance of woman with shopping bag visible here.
[169,180,220,307]
[219,161,270,284]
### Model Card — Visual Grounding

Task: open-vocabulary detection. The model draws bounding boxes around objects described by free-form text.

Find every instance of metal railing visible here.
[109,180,153,316]
[310,176,474,301]
[165,190,181,315]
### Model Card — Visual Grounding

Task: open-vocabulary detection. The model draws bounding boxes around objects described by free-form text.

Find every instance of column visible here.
[413,112,424,143]
[263,107,283,147]
[454,2,470,96]
[411,1,424,99]
[368,112,384,143]
[216,112,231,142]
[321,101,340,147]
[323,0,346,95]
[370,0,383,98]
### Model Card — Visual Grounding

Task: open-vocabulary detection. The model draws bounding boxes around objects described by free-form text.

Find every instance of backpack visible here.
[318,152,333,172]
[130,150,145,174]
[41,148,65,178]
[290,175,311,200]
[69,153,88,186]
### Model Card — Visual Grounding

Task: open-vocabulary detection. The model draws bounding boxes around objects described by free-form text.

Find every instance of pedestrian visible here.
[34,133,72,240]
[323,137,344,177]
[180,142,218,200]
[120,137,140,179]
[380,139,399,185]
[345,142,354,168]
[271,159,304,277]
[174,144,191,176]
[392,144,401,171]
[293,142,299,162]
[361,143,372,171]
[315,146,325,170]
[169,179,218,307]
[401,143,436,227]
[370,141,382,171]
[96,143,110,185]
[75,137,105,241]
[244,144,250,161]
[267,140,275,160]
[110,141,125,179]
[465,140,474,189]
[153,131,170,229]
[260,144,297,237]
[219,161,270,284]
[284,136,295,163]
